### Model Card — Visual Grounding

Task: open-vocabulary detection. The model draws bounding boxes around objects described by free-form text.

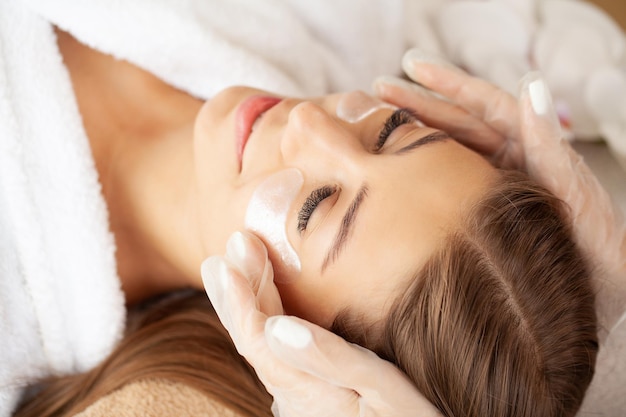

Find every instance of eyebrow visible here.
[317,131,448,273]
[321,184,368,274]
[395,130,450,154]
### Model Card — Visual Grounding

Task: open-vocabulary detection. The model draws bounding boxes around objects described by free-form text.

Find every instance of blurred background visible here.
[588,0,626,29]
[577,0,625,213]
[405,0,625,213]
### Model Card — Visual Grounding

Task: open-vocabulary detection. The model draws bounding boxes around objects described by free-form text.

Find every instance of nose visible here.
[280,101,362,171]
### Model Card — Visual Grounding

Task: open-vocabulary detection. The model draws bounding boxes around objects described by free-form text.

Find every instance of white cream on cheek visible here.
[244,168,303,283]
[336,90,397,123]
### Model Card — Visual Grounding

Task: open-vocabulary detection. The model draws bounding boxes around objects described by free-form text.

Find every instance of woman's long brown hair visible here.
[334,170,598,416]
[15,291,273,417]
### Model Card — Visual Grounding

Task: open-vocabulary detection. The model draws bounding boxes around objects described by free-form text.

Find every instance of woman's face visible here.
[193,86,497,327]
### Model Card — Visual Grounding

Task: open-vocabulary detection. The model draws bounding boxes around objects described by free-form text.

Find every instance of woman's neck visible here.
[56,29,206,304]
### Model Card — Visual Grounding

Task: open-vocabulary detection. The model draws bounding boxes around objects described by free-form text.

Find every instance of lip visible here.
[235,95,282,169]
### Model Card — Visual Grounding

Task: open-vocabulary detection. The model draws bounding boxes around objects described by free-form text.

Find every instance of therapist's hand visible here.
[375,49,625,282]
[202,231,443,417]
[374,49,523,170]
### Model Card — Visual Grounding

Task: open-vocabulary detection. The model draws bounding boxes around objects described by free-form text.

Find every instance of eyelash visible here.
[296,108,417,233]
[374,108,418,152]
[297,185,337,233]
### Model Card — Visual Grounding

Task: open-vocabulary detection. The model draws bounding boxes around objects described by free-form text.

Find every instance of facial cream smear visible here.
[244,168,303,283]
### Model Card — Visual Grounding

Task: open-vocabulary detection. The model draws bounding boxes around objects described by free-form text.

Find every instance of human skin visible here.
[57,29,497,327]
[194,87,498,326]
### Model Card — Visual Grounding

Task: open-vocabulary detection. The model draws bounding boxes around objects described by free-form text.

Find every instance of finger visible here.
[402,48,520,140]
[519,73,626,273]
[225,231,283,316]
[225,231,267,290]
[271,378,359,417]
[202,256,263,350]
[263,317,360,416]
[374,75,505,156]
[266,316,443,416]
[203,241,366,411]
[202,257,309,388]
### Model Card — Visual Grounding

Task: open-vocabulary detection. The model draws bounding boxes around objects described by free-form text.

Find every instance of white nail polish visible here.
[226,231,248,264]
[270,317,312,349]
[529,78,549,115]
[373,75,427,94]
[203,257,230,289]
[217,259,230,291]
[201,257,216,288]
[201,257,229,297]
[373,75,450,110]
[271,401,281,417]
[402,48,458,73]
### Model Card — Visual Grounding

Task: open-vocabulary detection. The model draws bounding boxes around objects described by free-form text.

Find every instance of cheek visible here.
[192,158,251,256]
[193,102,236,183]
[276,276,339,329]
[196,185,250,255]
[193,103,245,254]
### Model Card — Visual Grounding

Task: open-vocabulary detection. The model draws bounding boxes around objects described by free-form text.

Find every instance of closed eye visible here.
[375,108,419,152]
[297,185,337,233]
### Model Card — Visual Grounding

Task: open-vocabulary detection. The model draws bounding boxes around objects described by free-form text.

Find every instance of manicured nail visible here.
[271,401,281,417]
[529,78,551,115]
[373,75,431,96]
[402,48,459,74]
[268,316,312,349]
[226,231,267,291]
[226,231,248,264]
[201,256,230,294]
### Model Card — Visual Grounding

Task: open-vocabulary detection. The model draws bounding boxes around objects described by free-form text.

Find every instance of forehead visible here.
[322,138,496,325]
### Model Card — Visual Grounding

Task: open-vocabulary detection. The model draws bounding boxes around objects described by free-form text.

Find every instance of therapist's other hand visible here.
[374,49,522,169]
[376,52,625,325]
[202,231,443,417]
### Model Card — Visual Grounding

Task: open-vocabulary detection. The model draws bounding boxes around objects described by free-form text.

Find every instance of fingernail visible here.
[373,75,431,96]
[372,75,448,118]
[226,231,248,264]
[271,401,281,417]
[226,231,266,292]
[402,48,459,74]
[201,257,236,332]
[267,316,312,349]
[528,78,551,115]
[201,256,230,294]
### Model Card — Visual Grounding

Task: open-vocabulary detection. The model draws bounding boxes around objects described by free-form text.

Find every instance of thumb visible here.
[224,231,284,317]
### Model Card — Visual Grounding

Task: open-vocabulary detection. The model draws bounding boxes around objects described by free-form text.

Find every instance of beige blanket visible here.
[74,379,243,417]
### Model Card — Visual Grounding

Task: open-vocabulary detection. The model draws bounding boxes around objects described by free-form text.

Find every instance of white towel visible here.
[23,0,405,99]
[0,1,124,415]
